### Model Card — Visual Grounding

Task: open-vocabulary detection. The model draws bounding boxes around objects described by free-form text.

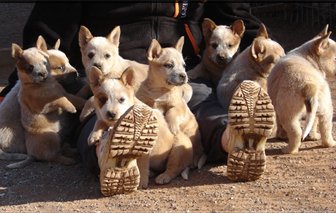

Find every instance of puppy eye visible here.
[58,65,65,72]
[119,97,125,103]
[26,64,34,72]
[211,43,218,49]
[228,44,233,48]
[104,53,111,59]
[43,61,48,66]
[88,52,94,59]
[164,63,174,69]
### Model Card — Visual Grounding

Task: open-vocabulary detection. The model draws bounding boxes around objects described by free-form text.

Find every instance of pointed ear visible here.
[107,26,121,47]
[175,36,184,53]
[121,66,135,87]
[314,31,332,56]
[79,25,93,48]
[147,39,162,61]
[89,66,104,90]
[257,23,269,39]
[11,43,23,60]
[318,24,329,37]
[54,39,61,50]
[231,19,245,38]
[36,35,48,52]
[251,40,265,61]
[202,18,217,42]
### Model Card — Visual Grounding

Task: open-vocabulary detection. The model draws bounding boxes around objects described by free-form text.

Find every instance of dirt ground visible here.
[1,12,336,212]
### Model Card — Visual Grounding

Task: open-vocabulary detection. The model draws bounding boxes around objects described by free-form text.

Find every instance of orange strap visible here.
[173,0,179,18]
[184,23,200,56]
[0,96,4,104]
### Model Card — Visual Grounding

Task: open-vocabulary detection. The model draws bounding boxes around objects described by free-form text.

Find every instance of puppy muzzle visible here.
[167,73,187,86]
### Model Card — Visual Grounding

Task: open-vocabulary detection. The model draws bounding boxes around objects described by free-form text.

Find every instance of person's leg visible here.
[222,80,275,181]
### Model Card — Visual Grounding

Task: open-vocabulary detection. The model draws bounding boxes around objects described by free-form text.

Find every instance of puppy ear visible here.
[79,25,93,48]
[231,19,245,38]
[54,39,61,50]
[121,66,135,87]
[257,23,269,39]
[318,24,329,37]
[89,66,104,90]
[202,18,217,42]
[314,31,332,56]
[36,35,48,52]
[175,36,184,53]
[251,39,265,61]
[147,39,162,61]
[11,43,23,60]
[107,26,121,47]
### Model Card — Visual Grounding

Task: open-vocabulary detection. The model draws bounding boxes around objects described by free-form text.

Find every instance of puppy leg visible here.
[155,132,193,184]
[275,115,287,140]
[317,102,336,148]
[137,154,151,189]
[65,93,86,110]
[80,96,95,122]
[305,118,320,141]
[25,132,76,165]
[281,117,302,154]
[42,97,77,114]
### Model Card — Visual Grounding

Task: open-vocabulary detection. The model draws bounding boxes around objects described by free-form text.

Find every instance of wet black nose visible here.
[216,55,231,64]
[106,111,116,120]
[93,63,102,70]
[37,72,48,78]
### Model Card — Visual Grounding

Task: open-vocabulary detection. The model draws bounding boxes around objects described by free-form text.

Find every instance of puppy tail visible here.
[5,155,34,169]
[302,84,319,140]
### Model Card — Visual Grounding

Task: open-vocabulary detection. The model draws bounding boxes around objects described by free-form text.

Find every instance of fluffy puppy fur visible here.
[188,18,245,85]
[78,26,192,121]
[1,38,84,168]
[217,23,285,112]
[88,66,188,188]
[12,36,85,166]
[137,37,204,178]
[268,25,336,154]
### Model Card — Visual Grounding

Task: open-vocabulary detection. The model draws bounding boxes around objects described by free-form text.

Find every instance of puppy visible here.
[137,37,204,181]
[78,26,193,121]
[268,25,336,154]
[0,38,84,168]
[78,25,148,120]
[217,23,285,112]
[12,36,85,166]
[89,66,194,190]
[188,18,245,85]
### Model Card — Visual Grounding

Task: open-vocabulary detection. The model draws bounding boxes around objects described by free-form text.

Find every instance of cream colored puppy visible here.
[137,37,204,175]
[217,23,285,111]
[268,25,336,154]
[188,18,245,85]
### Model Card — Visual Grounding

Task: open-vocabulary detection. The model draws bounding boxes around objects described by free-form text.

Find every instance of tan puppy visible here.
[88,66,187,192]
[217,23,285,111]
[268,25,336,154]
[188,18,245,85]
[1,38,84,168]
[78,25,148,120]
[137,37,204,176]
[12,36,85,165]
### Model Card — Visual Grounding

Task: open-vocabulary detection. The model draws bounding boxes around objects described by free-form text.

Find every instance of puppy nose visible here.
[93,63,102,70]
[216,55,230,64]
[106,111,116,120]
[37,72,48,78]
[179,73,187,82]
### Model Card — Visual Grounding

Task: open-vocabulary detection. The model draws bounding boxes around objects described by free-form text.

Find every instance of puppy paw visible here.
[65,105,77,114]
[322,140,336,148]
[155,173,173,185]
[138,177,149,189]
[88,131,102,145]
[305,132,321,141]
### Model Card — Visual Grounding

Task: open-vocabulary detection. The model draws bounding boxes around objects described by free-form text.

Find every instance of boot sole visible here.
[99,104,158,196]
[227,81,275,181]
